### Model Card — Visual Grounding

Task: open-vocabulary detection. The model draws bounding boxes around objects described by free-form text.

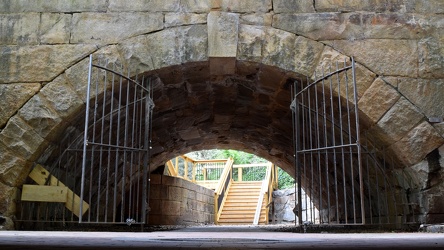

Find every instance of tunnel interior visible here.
[17,60,415,229]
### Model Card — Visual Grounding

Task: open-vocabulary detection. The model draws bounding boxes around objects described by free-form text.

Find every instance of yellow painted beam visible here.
[21,185,68,203]
[28,164,89,217]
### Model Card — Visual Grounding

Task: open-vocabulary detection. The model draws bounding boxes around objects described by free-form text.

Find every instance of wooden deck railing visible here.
[166,155,278,224]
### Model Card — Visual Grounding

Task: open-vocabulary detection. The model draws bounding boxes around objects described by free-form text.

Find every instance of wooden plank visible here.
[28,164,89,218]
[21,185,68,203]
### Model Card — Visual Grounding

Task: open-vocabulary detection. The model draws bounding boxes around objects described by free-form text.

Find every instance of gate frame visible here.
[79,54,154,225]
[291,57,366,226]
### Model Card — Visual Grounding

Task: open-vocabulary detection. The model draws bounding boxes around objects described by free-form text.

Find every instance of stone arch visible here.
[0,3,443,226]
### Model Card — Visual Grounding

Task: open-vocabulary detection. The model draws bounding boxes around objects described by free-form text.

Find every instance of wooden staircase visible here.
[218,181,267,225]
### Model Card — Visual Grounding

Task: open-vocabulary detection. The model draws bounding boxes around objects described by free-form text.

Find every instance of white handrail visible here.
[253,162,272,225]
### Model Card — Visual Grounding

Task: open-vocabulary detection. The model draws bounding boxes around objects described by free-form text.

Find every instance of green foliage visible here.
[277,168,295,189]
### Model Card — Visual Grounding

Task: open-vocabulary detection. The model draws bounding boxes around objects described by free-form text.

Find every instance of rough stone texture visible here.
[261,28,295,73]
[0,148,31,187]
[313,0,444,13]
[40,14,71,44]
[0,83,40,128]
[108,0,180,12]
[0,45,96,83]
[17,93,63,142]
[240,13,272,26]
[71,13,163,44]
[218,0,272,13]
[273,0,315,13]
[389,121,444,165]
[0,0,108,13]
[358,78,401,124]
[375,97,424,145]
[0,116,47,162]
[66,45,123,101]
[237,24,265,62]
[0,182,16,215]
[149,174,214,225]
[398,78,444,118]
[165,13,207,28]
[273,13,363,41]
[119,25,208,74]
[0,13,40,45]
[418,37,444,79]
[39,74,84,121]
[272,188,296,223]
[0,2,442,227]
[324,39,418,77]
[208,11,239,58]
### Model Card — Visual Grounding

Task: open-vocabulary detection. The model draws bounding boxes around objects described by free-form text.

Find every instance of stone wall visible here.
[0,0,443,227]
[148,174,214,225]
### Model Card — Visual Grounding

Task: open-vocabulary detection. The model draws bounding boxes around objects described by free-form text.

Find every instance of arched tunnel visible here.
[18,58,412,228]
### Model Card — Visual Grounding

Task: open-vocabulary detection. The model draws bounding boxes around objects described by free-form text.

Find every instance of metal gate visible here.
[79,55,154,224]
[291,58,408,226]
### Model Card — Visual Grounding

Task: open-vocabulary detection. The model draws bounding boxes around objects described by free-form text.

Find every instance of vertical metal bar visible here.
[79,54,93,223]
[322,66,331,224]
[120,65,132,222]
[113,67,123,223]
[141,77,150,224]
[351,58,365,224]
[87,57,101,222]
[97,59,109,222]
[105,62,117,223]
[312,73,323,224]
[331,62,339,223]
[364,135,373,224]
[336,64,348,224]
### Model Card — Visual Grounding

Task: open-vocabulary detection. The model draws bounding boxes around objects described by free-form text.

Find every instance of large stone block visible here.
[40,74,84,121]
[0,83,40,128]
[361,13,430,39]
[118,25,208,73]
[40,13,71,44]
[162,200,181,216]
[17,93,63,142]
[262,28,296,72]
[0,0,108,13]
[71,13,163,44]
[240,13,272,26]
[208,11,239,58]
[218,0,272,13]
[389,121,444,165]
[108,0,180,12]
[324,39,418,77]
[418,37,444,79]
[0,44,96,83]
[293,36,324,77]
[0,116,47,161]
[0,149,31,187]
[165,13,207,28]
[66,45,125,101]
[0,182,15,215]
[315,0,389,12]
[375,97,424,145]
[398,78,444,118]
[273,13,362,41]
[181,0,211,12]
[0,13,39,45]
[358,78,401,124]
[403,0,444,14]
[273,0,315,13]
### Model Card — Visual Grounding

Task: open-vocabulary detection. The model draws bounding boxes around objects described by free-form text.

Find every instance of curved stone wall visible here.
[0,0,443,227]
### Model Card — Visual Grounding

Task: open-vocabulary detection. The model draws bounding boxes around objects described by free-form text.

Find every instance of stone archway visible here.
[1,1,443,228]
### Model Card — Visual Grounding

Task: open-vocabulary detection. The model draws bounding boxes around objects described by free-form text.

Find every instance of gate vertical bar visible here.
[79,54,93,223]
[351,57,365,224]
